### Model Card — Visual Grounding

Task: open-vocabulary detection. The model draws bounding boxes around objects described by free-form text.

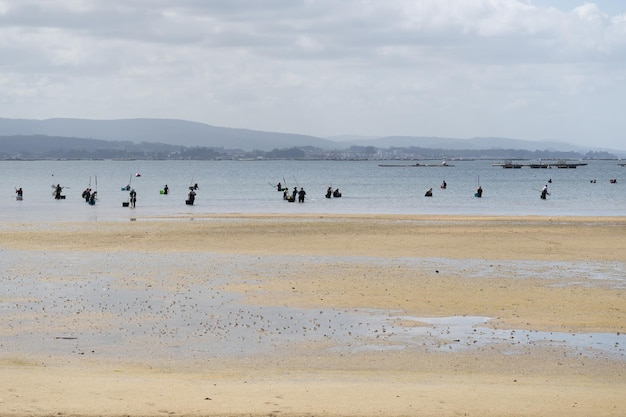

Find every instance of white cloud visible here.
[0,0,625,149]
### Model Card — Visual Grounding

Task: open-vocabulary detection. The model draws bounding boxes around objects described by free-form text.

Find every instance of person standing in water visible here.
[54,184,64,199]
[476,185,483,198]
[187,187,196,205]
[540,184,549,200]
[129,189,137,207]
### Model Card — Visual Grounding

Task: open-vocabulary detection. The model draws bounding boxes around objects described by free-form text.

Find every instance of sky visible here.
[1,1,625,150]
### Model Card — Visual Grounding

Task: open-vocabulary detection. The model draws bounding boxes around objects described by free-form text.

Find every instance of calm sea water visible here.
[0,159,624,221]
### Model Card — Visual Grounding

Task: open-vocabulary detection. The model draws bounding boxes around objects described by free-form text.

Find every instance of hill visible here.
[0,118,336,151]
[1,117,623,157]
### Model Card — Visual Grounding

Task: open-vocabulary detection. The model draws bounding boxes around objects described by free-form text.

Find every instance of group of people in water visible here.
[127,182,198,207]
[425,181,483,198]
[325,187,342,198]
[124,183,198,208]
[12,177,558,207]
[280,185,307,203]
[429,179,557,199]
[275,182,343,203]
[276,182,304,202]
[16,174,621,210]
[81,187,97,205]
[12,180,201,209]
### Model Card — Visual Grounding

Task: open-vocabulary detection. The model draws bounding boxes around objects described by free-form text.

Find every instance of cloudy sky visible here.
[1,1,625,149]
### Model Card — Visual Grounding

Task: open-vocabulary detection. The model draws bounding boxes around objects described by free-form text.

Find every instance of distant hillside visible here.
[0,135,132,153]
[1,117,622,155]
[0,118,336,151]
[0,134,180,159]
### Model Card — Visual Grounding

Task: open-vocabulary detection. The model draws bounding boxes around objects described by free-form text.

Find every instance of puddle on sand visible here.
[373,315,626,360]
[1,250,624,364]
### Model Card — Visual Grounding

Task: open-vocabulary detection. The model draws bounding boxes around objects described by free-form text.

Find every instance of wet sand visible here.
[1,214,625,416]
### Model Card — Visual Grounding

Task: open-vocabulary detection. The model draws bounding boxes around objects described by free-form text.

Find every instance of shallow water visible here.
[1,250,623,363]
[1,159,624,221]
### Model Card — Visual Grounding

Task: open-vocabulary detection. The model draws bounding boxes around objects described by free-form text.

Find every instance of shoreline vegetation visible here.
[1,135,620,161]
[1,214,625,417]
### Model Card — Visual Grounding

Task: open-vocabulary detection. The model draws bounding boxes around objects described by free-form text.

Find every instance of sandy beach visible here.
[1,214,625,417]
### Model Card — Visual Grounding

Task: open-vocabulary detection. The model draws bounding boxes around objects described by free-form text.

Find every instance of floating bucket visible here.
[122,202,130,207]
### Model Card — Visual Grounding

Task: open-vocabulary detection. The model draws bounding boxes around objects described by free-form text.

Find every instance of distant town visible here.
[0,137,619,161]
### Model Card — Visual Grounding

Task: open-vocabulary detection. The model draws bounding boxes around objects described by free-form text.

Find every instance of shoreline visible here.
[1,214,625,416]
[3,213,625,260]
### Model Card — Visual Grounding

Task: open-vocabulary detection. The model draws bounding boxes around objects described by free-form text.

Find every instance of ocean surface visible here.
[0,159,624,221]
